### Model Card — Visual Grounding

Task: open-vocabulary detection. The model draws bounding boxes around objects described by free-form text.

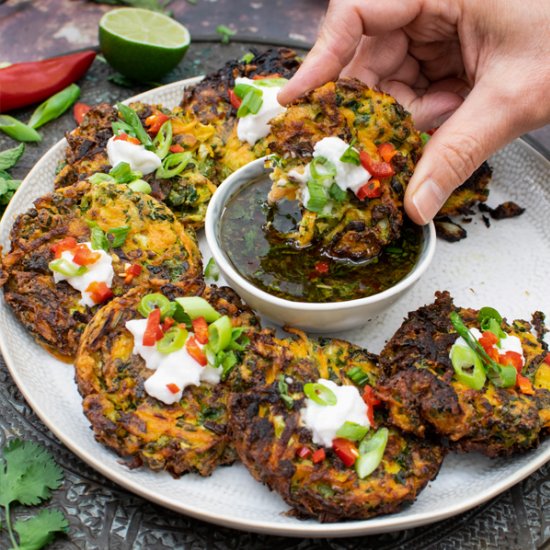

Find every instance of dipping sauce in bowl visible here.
[219,176,423,303]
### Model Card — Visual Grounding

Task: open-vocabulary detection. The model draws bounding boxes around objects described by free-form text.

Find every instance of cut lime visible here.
[99,8,191,82]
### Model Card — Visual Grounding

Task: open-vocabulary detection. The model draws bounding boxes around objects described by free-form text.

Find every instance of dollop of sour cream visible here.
[300,379,370,447]
[51,242,114,308]
[106,136,161,175]
[235,77,287,145]
[125,319,221,405]
[289,137,371,207]
[451,327,525,366]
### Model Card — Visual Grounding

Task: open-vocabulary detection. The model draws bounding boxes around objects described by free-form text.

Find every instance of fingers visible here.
[278,0,421,105]
[404,80,524,224]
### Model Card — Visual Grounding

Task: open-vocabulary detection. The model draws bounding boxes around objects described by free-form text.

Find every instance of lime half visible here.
[99,8,191,82]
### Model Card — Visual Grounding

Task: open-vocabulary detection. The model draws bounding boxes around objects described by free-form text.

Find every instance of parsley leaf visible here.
[14,509,69,550]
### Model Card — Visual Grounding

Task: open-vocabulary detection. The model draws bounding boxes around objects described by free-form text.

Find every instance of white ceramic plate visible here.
[1,78,549,538]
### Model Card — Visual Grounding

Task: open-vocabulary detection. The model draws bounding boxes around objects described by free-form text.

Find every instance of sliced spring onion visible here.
[204,257,220,281]
[49,258,88,277]
[153,119,173,159]
[278,374,294,410]
[237,88,263,118]
[0,115,41,142]
[157,326,187,354]
[356,427,389,479]
[116,103,153,148]
[254,77,288,87]
[339,143,360,165]
[328,182,347,203]
[347,366,370,386]
[220,350,238,380]
[233,83,255,99]
[138,293,173,319]
[336,421,369,441]
[175,296,221,322]
[303,382,337,406]
[90,226,109,251]
[310,156,336,181]
[450,345,486,390]
[207,315,233,353]
[89,172,115,185]
[240,52,254,64]
[109,162,142,184]
[227,328,249,351]
[487,363,517,388]
[128,179,152,194]
[155,152,192,179]
[111,120,135,137]
[306,179,329,213]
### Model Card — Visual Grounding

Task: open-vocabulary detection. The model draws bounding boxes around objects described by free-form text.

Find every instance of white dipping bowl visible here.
[205,157,436,333]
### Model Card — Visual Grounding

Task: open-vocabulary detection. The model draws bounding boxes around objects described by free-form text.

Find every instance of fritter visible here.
[54,102,218,229]
[1,180,201,360]
[228,329,444,522]
[377,291,550,457]
[264,78,423,262]
[180,47,302,183]
[75,281,260,477]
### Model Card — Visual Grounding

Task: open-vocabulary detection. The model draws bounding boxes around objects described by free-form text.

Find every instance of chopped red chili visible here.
[296,446,312,459]
[145,113,170,135]
[228,89,242,109]
[357,179,382,200]
[332,438,359,467]
[186,335,207,366]
[311,448,326,464]
[51,237,78,258]
[72,245,101,266]
[192,317,209,345]
[359,150,395,178]
[517,373,535,395]
[73,102,91,125]
[169,144,185,153]
[86,281,113,305]
[166,383,180,394]
[143,309,163,346]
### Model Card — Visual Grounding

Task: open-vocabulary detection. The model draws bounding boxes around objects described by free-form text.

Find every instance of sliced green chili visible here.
[116,103,153,148]
[303,382,337,406]
[175,296,221,322]
[336,421,369,441]
[450,345,486,390]
[356,427,389,479]
[111,120,135,136]
[153,119,173,159]
[208,315,233,353]
[204,257,220,281]
[157,326,187,354]
[28,84,80,129]
[138,293,173,319]
[155,152,192,179]
[49,258,88,277]
[0,115,41,142]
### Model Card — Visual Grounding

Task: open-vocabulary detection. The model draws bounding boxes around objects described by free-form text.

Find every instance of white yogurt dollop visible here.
[300,379,370,447]
[235,77,287,145]
[106,136,161,175]
[125,319,222,405]
[51,242,114,308]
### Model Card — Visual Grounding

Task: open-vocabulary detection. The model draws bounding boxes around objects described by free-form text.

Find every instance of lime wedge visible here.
[99,8,191,82]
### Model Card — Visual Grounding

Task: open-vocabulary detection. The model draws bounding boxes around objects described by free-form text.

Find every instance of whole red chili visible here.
[0,50,96,113]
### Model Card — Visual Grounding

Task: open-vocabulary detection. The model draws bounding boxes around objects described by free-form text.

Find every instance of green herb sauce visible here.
[219,177,423,303]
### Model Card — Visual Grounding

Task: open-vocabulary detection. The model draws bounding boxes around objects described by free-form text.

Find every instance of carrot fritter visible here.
[228,329,444,522]
[377,291,550,457]
[75,282,260,477]
[1,180,201,360]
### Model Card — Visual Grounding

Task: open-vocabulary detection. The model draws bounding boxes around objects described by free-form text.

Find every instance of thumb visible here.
[404,81,525,225]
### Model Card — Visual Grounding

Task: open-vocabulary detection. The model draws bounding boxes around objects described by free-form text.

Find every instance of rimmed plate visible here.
[0,78,549,537]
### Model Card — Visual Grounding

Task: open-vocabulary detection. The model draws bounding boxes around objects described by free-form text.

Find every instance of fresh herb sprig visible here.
[0,439,68,550]
[0,143,24,218]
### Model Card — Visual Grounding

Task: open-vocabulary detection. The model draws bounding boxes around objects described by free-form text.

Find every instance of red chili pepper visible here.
[296,446,312,459]
[192,317,209,345]
[166,383,180,394]
[378,142,398,163]
[124,263,142,284]
[86,281,113,305]
[479,331,498,350]
[357,179,382,200]
[228,89,242,109]
[543,353,550,366]
[313,261,330,275]
[73,102,91,125]
[499,351,523,373]
[362,384,381,426]
[162,317,175,332]
[186,335,207,366]
[143,309,163,346]
[517,373,535,395]
[114,132,141,145]
[72,244,101,266]
[51,236,78,258]
[311,448,326,464]
[169,144,185,153]
[145,113,170,135]
[0,50,96,113]
[359,151,395,179]
[332,438,359,467]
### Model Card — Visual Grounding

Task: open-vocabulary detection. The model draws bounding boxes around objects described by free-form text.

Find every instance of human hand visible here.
[279,0,550,224]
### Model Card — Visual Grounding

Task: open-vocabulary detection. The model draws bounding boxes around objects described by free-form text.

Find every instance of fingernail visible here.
[411,179,446,224]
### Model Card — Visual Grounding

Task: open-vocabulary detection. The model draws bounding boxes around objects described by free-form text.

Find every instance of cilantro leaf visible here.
[14,509,69,550]
[0,143,24,171]
[0,439,63,507]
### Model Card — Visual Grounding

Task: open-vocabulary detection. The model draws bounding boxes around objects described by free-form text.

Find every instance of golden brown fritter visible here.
[377,291,550,457]
[228,329,444,522]
[1,180,201,360]
[264,78,423,262]
[75,282,260,477]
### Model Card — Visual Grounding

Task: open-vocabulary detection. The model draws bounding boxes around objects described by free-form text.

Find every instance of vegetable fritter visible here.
[377,291,550,457]
[1,180,201,360]
[228,329,444,522]
[75,281,260,477]
[264,78,423,262]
